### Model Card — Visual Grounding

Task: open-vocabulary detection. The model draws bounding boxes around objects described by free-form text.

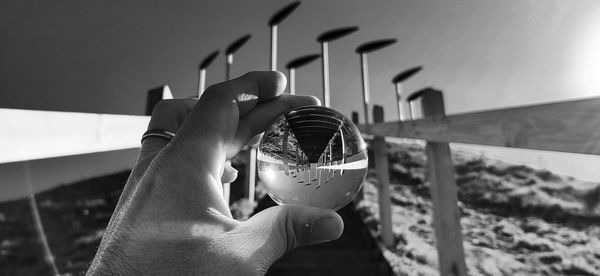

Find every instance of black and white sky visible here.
[3,0,600,116]
[1,0,600,200]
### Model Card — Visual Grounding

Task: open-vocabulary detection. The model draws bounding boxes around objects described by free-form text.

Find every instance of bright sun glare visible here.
[569,8,600,97]
[263,168,276,180]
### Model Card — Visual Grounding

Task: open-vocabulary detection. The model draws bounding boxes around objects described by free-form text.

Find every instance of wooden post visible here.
[420,89,467,276]
[351,110,364,200]
[373,105,393,247]
[351,111,359,125]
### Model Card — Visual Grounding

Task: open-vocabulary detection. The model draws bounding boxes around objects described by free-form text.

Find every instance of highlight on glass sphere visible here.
[257,105,368,210]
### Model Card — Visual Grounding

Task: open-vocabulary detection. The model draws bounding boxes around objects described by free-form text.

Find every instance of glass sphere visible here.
[258,106,368,210]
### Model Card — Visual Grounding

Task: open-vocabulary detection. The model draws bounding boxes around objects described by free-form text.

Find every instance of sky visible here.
[1,0,600,200]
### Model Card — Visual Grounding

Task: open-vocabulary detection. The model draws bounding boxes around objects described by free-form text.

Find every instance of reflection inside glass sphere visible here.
[258,106,368,210]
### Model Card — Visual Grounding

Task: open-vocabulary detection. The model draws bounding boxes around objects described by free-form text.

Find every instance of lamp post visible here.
[197,50,219,97]
[268,1,301,70]
[355,39,397,129]
[392,66,422,120]
[223,35,251,205]
[285,54,321,95]
[225,34,252,81]
[244,1,300,205]
[317,26,359,107]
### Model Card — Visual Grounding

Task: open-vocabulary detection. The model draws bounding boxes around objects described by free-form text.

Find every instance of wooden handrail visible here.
[0,108,149,164]
[358,96,600,155]
[357,92,599,276]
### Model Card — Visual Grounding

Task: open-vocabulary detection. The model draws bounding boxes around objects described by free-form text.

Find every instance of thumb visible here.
[241,205,344,272]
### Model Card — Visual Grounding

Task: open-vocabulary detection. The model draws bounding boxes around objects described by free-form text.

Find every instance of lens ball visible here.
[258,106,368,210]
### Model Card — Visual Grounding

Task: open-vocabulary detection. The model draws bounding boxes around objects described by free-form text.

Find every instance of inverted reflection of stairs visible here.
[253,197,393,276]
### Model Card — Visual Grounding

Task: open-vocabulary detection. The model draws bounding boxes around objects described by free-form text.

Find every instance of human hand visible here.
[88,71,344,275]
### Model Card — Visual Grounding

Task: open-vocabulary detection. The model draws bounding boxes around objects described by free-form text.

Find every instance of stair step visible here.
[253,197,393,276]
[266,262,393,276]
[316,237,376,249]
[277,249,383,263]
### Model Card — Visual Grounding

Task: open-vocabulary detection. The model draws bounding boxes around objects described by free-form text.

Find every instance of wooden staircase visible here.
[253,197,394,276]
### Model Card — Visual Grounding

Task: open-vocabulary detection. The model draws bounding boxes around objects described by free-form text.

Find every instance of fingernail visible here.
[310,216,343,243]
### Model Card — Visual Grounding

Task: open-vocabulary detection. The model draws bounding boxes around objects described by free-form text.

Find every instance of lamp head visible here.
[268,1,301,26]
[356,38,397,54]
[392,66,423,84]
[225,34,252,55]
[199,50,220,69]
[286,54,321,69]
[317,26,359,43]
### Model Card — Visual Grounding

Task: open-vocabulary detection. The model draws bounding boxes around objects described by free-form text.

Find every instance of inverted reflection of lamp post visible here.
[285,54,320,95]
[197,50,219,97]
[355,39,397,129]
[317,26,359,107]
[392,66,422,120]
[225,34,252,80]
[268,1,301,70]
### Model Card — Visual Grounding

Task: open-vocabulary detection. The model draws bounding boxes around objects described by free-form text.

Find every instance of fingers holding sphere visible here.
[229,95,320,156]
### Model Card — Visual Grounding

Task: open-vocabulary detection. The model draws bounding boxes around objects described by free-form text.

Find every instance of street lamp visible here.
[197,50,219,97]
[268,1,301,70]
[355,39,397,128]
[392,66,422,120]
[223,34,252,205]
[243,1,301,205]
[285,54,321,95]
[317,26,359,107]
[225,34,252,80]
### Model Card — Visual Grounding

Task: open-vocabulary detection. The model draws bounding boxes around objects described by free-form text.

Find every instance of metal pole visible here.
[223,54,234,205]
[360,53,370,129]
[356,38,397,128]
[226,54,233,81]
[286,54,320,95]
[317,26,359,107]
[270,25,278,71]
[289,67,296,95]
[321,42,330,107]
[392,66,423,120]
[198,50,220,98]
[198,69,206,97]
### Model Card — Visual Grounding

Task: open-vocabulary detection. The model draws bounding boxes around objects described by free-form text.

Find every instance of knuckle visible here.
[305,95,321,106]
[202,82,235,102]
[151,99,174,115]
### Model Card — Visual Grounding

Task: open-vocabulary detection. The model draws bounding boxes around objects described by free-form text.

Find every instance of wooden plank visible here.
[358,96,600,155]
[372,105,393,248]
[0,108,149,163]
[420,89,467,276]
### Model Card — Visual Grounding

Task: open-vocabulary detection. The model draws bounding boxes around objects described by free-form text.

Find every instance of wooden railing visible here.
[358,88,600,276]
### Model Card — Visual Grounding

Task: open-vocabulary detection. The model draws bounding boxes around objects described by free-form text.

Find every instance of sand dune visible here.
[358,139,600,275]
